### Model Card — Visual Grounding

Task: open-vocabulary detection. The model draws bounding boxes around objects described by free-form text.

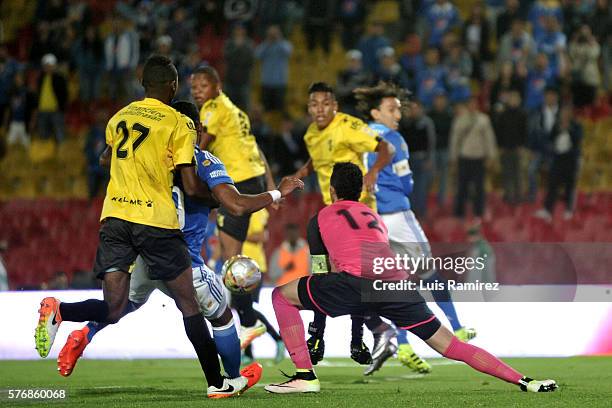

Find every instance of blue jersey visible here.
[173,147,233,267]
[367,123,413,214]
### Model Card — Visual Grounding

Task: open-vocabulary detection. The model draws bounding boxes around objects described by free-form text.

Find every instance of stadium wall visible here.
[2,289,611,360]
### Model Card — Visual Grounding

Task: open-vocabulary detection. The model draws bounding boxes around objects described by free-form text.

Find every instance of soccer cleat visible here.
[35,297,62,358]
[274,340,285,364]
[57,327,90,377]
[207,376,248,399]
[397,344,431,374]
[454,327,477,342]
[240,362,263,390]
[264,371,320,394]
[364,327,397,376]
[306,335,325,365]
[519,377,558,392]
[240,320,267,349]
[350,341,372,365]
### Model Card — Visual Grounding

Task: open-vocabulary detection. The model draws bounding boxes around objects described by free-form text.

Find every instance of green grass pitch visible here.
[1,357,611,407]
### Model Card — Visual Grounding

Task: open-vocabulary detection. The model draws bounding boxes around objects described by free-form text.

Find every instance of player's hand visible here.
[307,335,325,365]
[350,341,373,365]
[363,170,378,193]
[277,176,304,197]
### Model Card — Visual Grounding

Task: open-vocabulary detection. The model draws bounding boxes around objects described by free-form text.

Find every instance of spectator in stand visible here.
[35,54,67,144]
[590,0,611,90]
[399,33,425,93]
[5,71,36,148]
[535,106,583,221]
[337,0,367,50]
[255,25,292,112]
[176,46,203,100]
[269,223,310,287]
[524,53,558,111]
[336,50,372,116]
[527,86,560,202]
[303,0,335,57]
[493,90,528,205]
[257,0,291,37]
[29,22,58,67]
[0,240,8,291]
[416,47,447,109]
[223,24,255,112]
[104,18,140,102]
[70,270,96,289]
[401,100,436,218]
[46,270,69,290]
[490,61,524,111]
[155,35,179,66]
[444,43,473,103]
[535,16,567,74]
[84,110,109,199]
[357,22,391,73]
[528,0,563,40]
[275,114,309,177]
[374,47,410,89]
[496,0,524,39]
[197,0,226,35]
[74,26,104,103]
[462,3,491,81]
[429,91,454,207]
[498,19,537,65]
[424,0,461,47]
[167,6,195,56]
[569,25,602,108]
[450,97,498,219]
[560,0,594,39]
[0,44,19,121]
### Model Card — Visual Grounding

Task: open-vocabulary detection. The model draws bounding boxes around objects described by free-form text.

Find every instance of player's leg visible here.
[349,315,372,365]
[35,218,137,358]
[425,325,557,392]
[57,257,153,376]
[306,310,327,364]
[363,312,397,375]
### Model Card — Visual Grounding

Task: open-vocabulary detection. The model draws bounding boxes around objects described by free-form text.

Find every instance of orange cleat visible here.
[57,327,90,377]
[35,297,62,358]
[240,362,263,390]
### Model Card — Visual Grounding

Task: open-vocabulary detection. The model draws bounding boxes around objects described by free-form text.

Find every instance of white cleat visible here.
[207,376,248,399]
[240,320,267,349]
[265,373,321,394]
[519,377,558,392]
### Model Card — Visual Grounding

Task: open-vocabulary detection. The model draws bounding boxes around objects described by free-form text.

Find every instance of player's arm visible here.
[258,146,276,191]
[391,133,414,196]
[246,230,266,244]
[210,176,303,217]
[199,126,215,150]
[178,163,219,206]
[293,158,313,179]
[363,139,394,192]
[99,145,112,168]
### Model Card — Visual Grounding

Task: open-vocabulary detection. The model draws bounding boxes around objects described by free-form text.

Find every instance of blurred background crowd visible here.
[0,0,610,290]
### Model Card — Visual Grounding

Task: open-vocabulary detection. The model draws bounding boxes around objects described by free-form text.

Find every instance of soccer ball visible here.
[222,255,262,294]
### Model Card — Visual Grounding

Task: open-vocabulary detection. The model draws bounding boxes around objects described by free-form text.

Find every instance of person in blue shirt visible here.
[425,0,461,47]
[55,101,303,392]
[524,53,558,111]
[416,48,447,108]
[355,83,477,375]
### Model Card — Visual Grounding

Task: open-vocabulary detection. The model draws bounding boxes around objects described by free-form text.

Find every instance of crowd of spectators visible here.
[0,0,610,218]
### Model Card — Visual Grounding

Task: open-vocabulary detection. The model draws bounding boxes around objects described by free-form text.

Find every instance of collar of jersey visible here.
[142,97,165,106]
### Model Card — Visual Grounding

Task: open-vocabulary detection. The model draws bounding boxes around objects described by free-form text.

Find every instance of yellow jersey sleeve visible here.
[105,121,113,146]
[242,209,269,273]
[172,115,197,168]
[340,119,380,153]
[201,101,224,137]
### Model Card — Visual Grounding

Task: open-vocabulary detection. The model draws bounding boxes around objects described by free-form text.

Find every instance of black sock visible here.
[59,300,109,322]
[245,344,253,359]
[350,315,364,344]
[364,314,390,334]
[295,370,317,380]
[234,293,257,327]
[183,314,223,388]
[254,310,281,341]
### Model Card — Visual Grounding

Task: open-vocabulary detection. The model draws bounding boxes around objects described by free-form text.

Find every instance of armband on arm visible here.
[311,254,330,274]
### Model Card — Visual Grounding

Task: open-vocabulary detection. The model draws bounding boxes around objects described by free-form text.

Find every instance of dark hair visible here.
[142,55,177,90]
[353,82,409,121]
[193,65,220,84]
[171,101,200,125]
[331,162,362,201]
[308,82,335,98]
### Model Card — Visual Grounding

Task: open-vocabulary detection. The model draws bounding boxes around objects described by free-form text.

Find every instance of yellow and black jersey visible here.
[200,92,265,183]
[304,112,380,206]
[101,97,196,229]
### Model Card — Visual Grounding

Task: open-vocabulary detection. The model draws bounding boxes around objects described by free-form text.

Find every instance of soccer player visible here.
[293,81,395,367]
[354,83,476,375]
[265,162,557,394]
[33,56,299,398]
[56,102,303,395]
[191,66,273,347]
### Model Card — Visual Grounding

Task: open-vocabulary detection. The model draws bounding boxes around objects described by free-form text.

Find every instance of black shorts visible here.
[93,217,191,281]
[217,175,266,241]
[297,272,441,341]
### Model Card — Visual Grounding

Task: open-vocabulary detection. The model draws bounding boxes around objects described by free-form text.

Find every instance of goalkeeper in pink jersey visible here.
[264,162,557,394]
